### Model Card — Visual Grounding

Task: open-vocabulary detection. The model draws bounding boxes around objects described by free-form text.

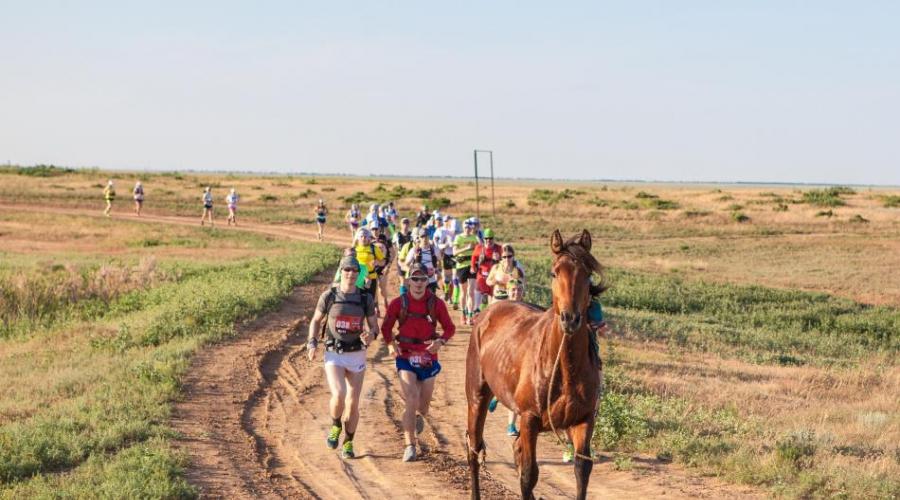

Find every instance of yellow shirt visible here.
[355,243,386,281]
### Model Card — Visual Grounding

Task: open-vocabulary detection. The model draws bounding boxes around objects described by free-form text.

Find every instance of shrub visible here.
[635,191,658,199]
[815,210,834,218]
[430,197,451,210]
[683,210,710,218]
[717,195,734,202]
[773,203,789,212]
[15,164,76,177]
[297,189,317,199]
[259,194,278,202]
[880,195,900,208]
[341,192,374,205]
[731,212,750,223]
[641,198,679,210]
[776,430,817,470]
[505,200,516,208]
[528,188,583,205]
[802,188,850,207]
[849,214,869,224]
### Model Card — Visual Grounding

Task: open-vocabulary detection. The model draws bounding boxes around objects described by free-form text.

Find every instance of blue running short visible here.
[396,357,442,381]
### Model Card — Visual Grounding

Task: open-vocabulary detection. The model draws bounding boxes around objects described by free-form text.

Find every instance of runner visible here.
[470,228,502,319]
[452,219,479,325]
[315,199,328,241]
[403,228,440,293]
[561,277,610,463]
[385,201,398,231]
[371,223,393,313]
[353,228,386,315]
[226,188,239,226]
[132,181,144,216]
[200,187,214,226]
[307,254,379,460]
[380,262,456,462]
[485,244,526,304]
[102,180,115,217]
[415,205,430,228]
[394,218,414,296]
[345,203,361,240]
[485,244,527,437]
[431,215,456,302]
[332,247,369,288]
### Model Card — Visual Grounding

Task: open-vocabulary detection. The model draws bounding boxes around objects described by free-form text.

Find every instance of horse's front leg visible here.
[465,348,493,500]
[515,414,540,500]
[569,418,596,500]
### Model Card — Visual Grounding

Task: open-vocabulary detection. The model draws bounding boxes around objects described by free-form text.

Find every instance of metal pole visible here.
[489,151,495,218]
[473,149,480,219]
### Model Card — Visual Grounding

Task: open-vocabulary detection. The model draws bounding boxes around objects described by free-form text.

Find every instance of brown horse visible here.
[465,229,602,500]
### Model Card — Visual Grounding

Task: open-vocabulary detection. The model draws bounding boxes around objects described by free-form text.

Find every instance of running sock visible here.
[345,431,355,443]
[332,418,342,429]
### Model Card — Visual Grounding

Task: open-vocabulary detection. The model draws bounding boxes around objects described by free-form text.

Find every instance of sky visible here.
[2,1,899,185]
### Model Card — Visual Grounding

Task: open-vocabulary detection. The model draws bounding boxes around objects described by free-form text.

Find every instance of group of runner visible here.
[101,181,241,226]
[100,181,608,463]
[304,202,544,462]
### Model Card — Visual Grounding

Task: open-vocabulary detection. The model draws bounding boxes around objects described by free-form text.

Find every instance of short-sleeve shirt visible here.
[316,289,375,343]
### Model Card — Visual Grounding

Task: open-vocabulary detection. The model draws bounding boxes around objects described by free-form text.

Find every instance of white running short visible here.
[324,349,367,373]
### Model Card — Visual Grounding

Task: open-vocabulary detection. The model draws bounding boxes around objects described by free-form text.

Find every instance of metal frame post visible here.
[474,149,494,220]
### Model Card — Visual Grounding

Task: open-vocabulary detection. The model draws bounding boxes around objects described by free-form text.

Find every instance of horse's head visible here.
[550,229,598,335]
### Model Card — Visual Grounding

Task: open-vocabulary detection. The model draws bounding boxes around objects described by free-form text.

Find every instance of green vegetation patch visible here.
[527,188,584,205]
[879,195,900,208]
[0,243,338,495]
[1,164,78,177]
[802,187,854,207]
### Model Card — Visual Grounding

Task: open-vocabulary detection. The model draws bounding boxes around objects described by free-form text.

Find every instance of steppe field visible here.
[1,164,898,499]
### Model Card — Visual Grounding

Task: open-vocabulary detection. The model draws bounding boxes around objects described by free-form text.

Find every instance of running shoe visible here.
[326,425,341,449]
[487,397,499,413]
[507,423,520,437]
[402,444,417,462]
[341,440,355,459]
[562,443,574,463]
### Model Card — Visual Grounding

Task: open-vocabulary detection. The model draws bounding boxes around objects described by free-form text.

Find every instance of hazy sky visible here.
[2,1,898,184]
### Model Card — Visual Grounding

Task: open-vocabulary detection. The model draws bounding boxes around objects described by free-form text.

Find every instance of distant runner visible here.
[315,199,328,241]
[452,219,479,325]
[103,180,115,217]
[345,203,361,240]
[132,181,144,216]
[226,188,239,226]
[201,187,214,226]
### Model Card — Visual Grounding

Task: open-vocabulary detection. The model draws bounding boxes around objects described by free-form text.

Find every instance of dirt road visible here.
[1,204,760,498]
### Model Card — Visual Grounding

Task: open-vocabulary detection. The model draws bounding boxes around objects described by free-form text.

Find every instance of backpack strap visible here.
[319,287,338,340]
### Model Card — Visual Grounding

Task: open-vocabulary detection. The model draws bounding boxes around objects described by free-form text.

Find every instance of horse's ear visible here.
[578,229,592,252]
[550,229,564,254]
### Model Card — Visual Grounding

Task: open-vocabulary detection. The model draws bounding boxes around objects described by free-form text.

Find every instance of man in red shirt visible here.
[470,227,502,315]
[381,263,456,462]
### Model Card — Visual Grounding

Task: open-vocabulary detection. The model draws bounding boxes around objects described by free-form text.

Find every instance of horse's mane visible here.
[557,234,607,295]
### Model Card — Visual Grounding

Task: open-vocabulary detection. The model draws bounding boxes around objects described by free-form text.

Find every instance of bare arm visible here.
[307,308,325,361]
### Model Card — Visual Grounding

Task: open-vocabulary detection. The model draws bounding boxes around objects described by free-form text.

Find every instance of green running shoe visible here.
[341,440,355,459]
[562,443,574,464]
[326,425,341,449]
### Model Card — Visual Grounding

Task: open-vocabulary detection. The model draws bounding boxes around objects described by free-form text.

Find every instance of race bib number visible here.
[409,352,433,368]
[334,315,363,335]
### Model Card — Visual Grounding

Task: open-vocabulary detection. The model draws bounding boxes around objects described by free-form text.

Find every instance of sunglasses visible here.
[503,255,514,259]
[342,267,359,273]
[409,276,428,283]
